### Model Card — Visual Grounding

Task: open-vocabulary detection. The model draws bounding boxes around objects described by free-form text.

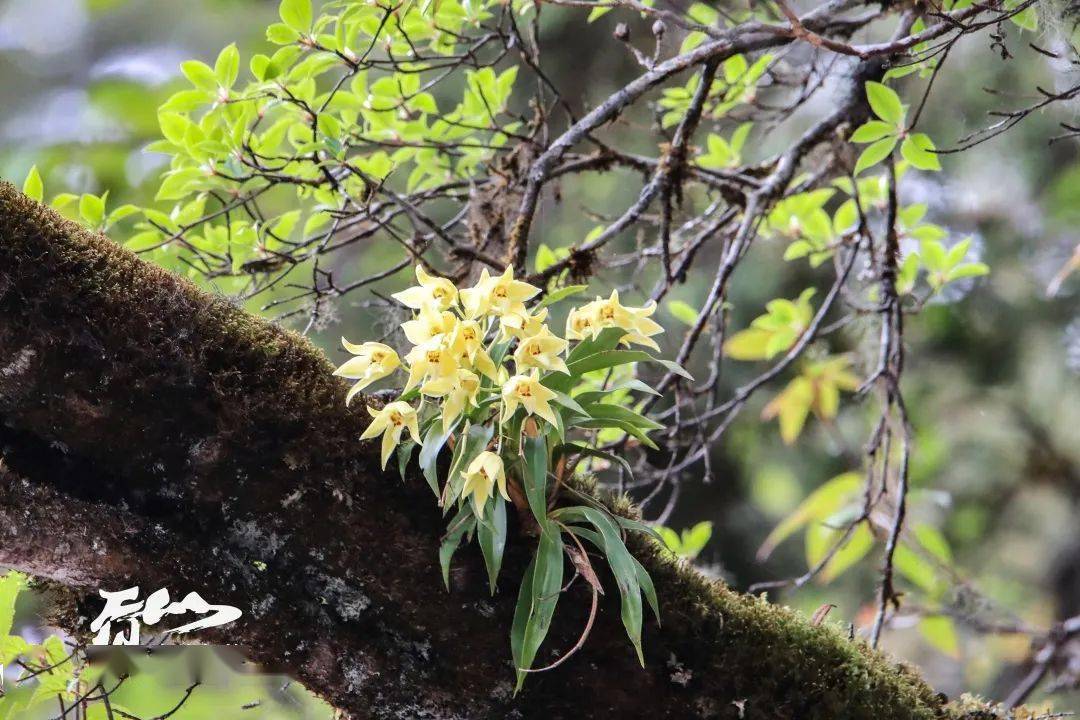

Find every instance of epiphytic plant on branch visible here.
[334,265,689,686]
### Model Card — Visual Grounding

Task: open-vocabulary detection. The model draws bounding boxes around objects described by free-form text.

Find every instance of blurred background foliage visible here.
[0,0,1078,715]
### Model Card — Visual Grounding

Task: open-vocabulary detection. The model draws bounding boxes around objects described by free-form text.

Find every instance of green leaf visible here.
[266,22,300,44]
[850,120,896,144]
[79,193,105,227]
[612,514,667,547]
[947,262,989,281]
[22,165,43,202]
[279,0,312,31]
[632,556,661,625]
[566,349,692,381]
[537,284,587,309]
[582,402,663,431]
[521,435,549,526]
[913,524,952,564]
[919,615,959,657]
[215,44,240,88]
[155,167,204,201]
[1006,0,1037,31]
[419,421,454,497]
[759,472,862,560]
[158,111,189,148]
[854,136,898,175]
[0,572,26,638]
[900,133,941,171]
[181,60,219,91]
[565,326,627,364]
[535,243,557,272]
[0,635,29,665]
[477,495,508,594]
[587,4,613,21]
[573,378,659,404]
[919,239,948,273]
[894,544,940,596]
[668,300,698,326]
[865,81,905,125]
[550,389,588,417]
[511,527,565,689]
[810,522,875,582]
[577,417,659,450]
[439,506,475,591]
[550,505,646,665]
[555,442,633,477]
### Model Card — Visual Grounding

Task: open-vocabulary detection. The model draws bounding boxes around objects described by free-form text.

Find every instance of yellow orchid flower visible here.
[403,341,460,395]
[460,267,540,318]
[392,265,458,311]
[334,339,401,405]
[461,450,509,514]
[499,306,548,341]
[568,290,664,351]
[359,401,421,469]
[513,326,569,375]
[502,372,558,426]
[446,320,498,380]
[423,368,481,432]
[401,304,457,347]
[565,302,599,341]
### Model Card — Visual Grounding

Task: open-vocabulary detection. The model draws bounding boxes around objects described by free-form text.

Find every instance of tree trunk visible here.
[0,182,999,719]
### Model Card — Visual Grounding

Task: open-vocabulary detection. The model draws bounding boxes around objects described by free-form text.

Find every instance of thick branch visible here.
[0,183,998,719]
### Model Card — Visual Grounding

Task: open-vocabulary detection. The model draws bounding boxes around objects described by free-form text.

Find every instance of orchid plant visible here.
[334,266,690,687]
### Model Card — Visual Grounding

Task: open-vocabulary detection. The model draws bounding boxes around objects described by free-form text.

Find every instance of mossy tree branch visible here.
[0,182,1002,719]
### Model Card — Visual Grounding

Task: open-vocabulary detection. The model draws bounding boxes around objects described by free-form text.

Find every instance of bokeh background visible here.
[1,0,1078,715]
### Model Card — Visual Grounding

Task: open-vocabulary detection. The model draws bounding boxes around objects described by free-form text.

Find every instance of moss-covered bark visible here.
[0,181,1007,718]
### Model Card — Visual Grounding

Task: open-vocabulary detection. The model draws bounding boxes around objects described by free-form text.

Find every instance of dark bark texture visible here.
[0,182,1006,719]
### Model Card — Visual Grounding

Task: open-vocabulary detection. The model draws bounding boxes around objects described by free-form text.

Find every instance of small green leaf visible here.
[587,4,613,21]
[477,496,508,594]
[22,165,43,202]
[439,506,475,591]
[215,44,240,88]
[79,193,106,227]
[854,136,898,175]
[913,524,952,564]
[582,402,664,432]
[947,262,989,281]
[535,243,557,272]
[865,81,905,125]
[759,472,862,560]
[900,133,941,171]
[537,284,587,309]
[668,300,698,326]
[850,120,896,144]
[0,571,26,637]
[919,616,959,657]
[279,0,312,31]
[419,422,454,497]
[181,60,219,92]
[894,545,940,595]
[266,22,300,45]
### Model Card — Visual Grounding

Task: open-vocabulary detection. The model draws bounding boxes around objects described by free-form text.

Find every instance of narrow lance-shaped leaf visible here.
[477,495,508,595]
[511,527,565,690]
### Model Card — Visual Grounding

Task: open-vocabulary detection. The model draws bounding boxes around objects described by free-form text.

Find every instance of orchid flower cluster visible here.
[334,265,689,687]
